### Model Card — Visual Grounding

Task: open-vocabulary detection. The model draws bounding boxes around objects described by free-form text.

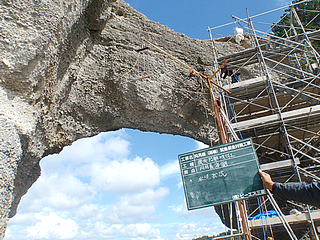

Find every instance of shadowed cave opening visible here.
[5,129,225,240]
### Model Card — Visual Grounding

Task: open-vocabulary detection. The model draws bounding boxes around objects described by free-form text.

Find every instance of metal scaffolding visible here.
[208,0,320,239]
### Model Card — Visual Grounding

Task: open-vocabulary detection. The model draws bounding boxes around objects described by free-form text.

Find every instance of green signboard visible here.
[178,138,265,210]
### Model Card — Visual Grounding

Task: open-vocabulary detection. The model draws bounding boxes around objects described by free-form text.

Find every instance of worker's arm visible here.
[259,170,320,208]
[273,181,320,208]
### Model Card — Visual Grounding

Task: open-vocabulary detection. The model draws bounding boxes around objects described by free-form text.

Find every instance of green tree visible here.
[272,0,320,52]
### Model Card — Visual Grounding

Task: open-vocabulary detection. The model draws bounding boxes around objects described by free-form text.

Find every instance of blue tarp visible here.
[248,210,278,220]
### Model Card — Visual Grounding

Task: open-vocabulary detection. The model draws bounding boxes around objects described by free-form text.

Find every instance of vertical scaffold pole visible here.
[206,70,252,239]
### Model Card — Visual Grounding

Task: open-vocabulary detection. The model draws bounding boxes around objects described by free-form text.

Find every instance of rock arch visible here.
[0,0,230,237]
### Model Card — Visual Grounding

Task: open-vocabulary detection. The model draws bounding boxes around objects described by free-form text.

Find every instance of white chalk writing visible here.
[198,171,228,182]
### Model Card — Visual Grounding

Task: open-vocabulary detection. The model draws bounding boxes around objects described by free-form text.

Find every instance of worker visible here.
[220,66,240,83]
[258,170,320,208]
[232,72,240,83]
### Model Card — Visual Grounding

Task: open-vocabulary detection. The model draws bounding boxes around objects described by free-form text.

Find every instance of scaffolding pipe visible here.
[207,0,310,31]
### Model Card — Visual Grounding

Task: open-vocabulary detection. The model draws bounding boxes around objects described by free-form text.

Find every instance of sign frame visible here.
[178,137,266,210]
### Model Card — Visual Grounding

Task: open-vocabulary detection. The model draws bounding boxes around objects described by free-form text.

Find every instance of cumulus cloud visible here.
[7,213,38,226]
[5,129,224,240]
[108,188,169,223]
[26,212,78,239]
[90,157,161,193]
[71,203,101,220]
[5,130,171,240]
[47,130,131,167]
[100,133,131,159]
[168,222,224,240]
[121,223,161,239]
[169,201,218,219]
[160,160,180,179]
[95,224,122,238]
[18,172,95,212]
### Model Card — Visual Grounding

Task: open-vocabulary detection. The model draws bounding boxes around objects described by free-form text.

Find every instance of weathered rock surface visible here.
[0,0,255,238]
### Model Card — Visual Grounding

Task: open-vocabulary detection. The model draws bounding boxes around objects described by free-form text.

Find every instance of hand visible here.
[258,169,274,191]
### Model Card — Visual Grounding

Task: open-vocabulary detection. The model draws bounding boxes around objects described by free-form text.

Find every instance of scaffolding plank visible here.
[235,123,320,153]
[218,44,300,67]
[249,210,320,229]
[225,76,267,98]
[231,104,320,130]
[260,159,300,171]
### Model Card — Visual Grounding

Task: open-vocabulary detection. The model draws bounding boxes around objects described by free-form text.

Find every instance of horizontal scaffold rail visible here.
[230,104,320,131]
[249,210,320,229]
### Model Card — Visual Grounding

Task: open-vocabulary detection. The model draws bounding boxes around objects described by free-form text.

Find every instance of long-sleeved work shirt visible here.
[273,181,320,208]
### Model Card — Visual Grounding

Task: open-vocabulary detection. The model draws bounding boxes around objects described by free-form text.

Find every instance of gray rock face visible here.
[0,0,253,238]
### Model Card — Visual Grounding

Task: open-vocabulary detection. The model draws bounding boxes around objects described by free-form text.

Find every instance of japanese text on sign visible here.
[178,138,265,210]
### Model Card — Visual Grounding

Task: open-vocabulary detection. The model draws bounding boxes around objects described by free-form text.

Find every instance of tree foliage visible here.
[272,0,320,52]
[272,0,320,36]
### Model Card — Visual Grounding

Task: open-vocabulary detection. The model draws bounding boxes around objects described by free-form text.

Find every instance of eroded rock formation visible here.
[0,0,254,238]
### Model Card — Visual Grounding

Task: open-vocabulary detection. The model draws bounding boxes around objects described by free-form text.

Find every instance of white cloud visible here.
[26,212,78,239]
[171,223,197,240]
[71,203,100,220]
[96,224,122,238]
[168,222,224,240]
[176,180,183,189]
[169,204,184,213]
[19,173,95,212]
[75,222,122,239]
[129,187,169,205]
[108,187,169,223]
[90,157,161,193]
[160,160,180,179]
[5,129,225,240]
[101,133,131,158]
[195,141,209,150]
[121,223,161,239]
[169,201,218,219]
[7,212,38,226]
[45,176,94,209]
[47,130,131,167]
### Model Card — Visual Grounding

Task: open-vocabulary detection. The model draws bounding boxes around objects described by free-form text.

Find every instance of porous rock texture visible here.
[0,0,254,238]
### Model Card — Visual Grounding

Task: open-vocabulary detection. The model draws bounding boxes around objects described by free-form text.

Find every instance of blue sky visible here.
[5,0,291,240]
[124,0,292,39]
